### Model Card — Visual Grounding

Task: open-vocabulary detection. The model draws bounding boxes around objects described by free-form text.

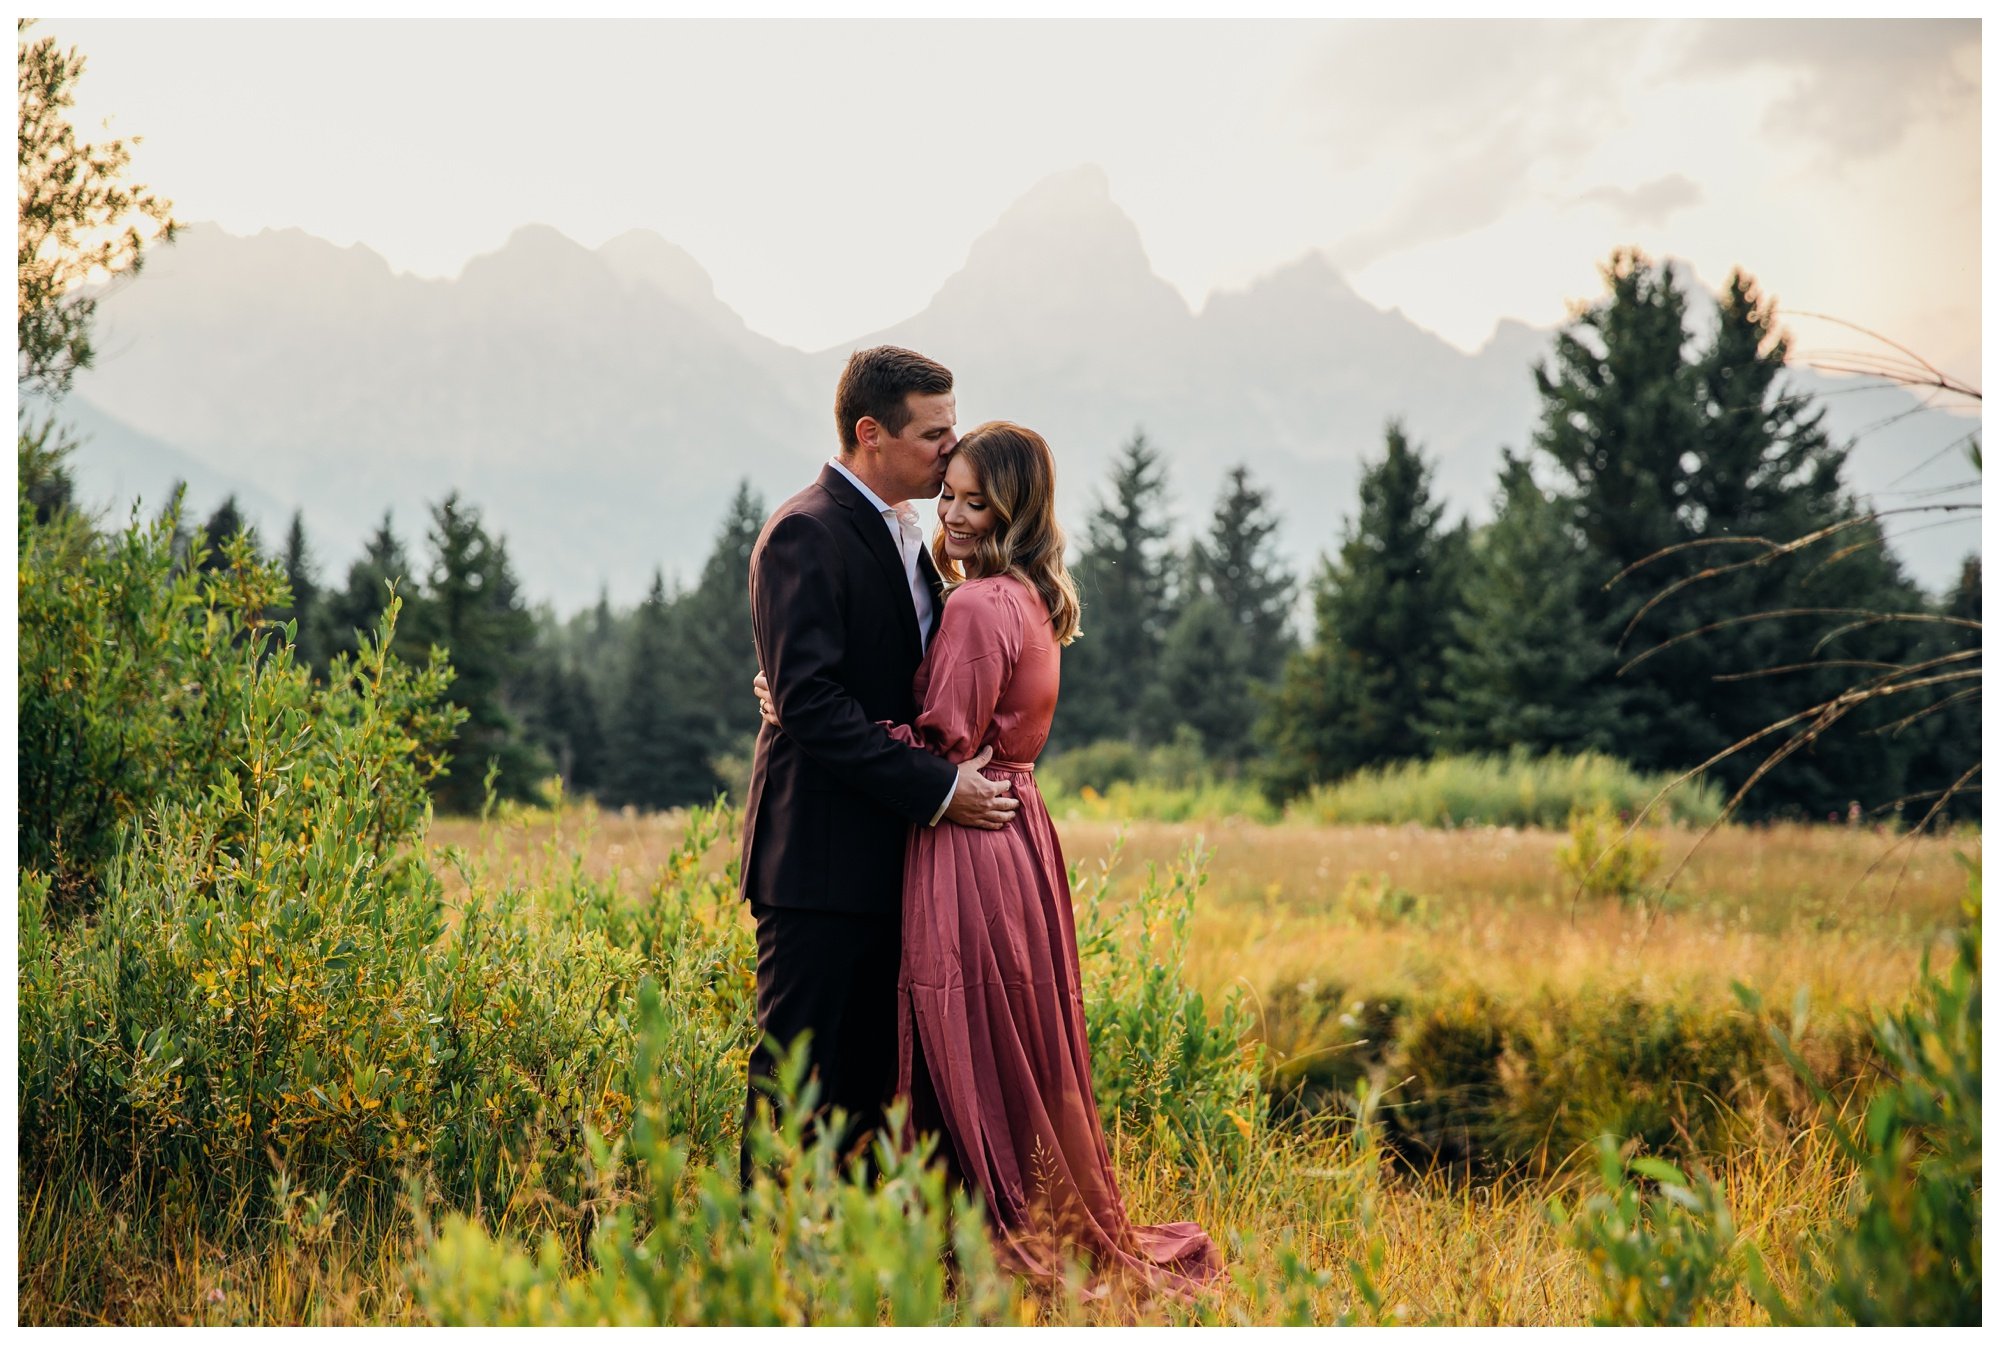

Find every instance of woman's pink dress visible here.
[881,574,1222,1298]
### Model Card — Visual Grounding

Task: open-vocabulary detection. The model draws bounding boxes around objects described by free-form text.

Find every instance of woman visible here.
[760,422,1221,1299]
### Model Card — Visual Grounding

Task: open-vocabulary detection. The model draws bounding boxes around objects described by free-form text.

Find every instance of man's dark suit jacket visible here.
[740,464,958,916]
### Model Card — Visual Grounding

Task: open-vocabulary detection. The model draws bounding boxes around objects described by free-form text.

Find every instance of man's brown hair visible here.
[834,346,953,452]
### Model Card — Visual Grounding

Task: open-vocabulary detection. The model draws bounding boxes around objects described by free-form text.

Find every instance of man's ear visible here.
[853,415,883,451]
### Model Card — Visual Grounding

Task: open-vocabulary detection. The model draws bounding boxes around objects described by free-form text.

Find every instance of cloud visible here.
[1296,20,1665,271]
[1574,173,1704,225]
[1677,18,1978,161]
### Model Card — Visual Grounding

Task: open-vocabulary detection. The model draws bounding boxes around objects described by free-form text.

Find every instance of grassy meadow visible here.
[20,789,1978,1326]
[15,499,1978,1325]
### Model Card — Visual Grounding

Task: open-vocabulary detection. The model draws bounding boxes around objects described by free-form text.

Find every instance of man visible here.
[739,345,1019,1182]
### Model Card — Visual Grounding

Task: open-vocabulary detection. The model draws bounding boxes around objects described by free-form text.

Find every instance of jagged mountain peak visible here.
[901,165,1191,348]
[598,228,723,308]
[458,223,612,295]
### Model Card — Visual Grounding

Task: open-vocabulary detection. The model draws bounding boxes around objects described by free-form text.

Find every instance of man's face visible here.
[862,392,957,502]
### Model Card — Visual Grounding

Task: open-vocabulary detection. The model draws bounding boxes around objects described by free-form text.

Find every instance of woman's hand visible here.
[752,670,779,728]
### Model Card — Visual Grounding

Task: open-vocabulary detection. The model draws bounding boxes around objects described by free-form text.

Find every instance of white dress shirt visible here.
[827,456,936,653]
[827,456,955,825]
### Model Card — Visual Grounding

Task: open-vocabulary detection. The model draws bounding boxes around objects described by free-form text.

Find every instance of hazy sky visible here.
[51,17,1982,379]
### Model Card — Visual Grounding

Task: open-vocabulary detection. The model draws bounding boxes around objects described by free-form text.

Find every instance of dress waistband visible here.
[986,757,1036,774]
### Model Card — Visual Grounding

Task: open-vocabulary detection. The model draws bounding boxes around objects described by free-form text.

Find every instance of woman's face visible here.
[936,453,999,563]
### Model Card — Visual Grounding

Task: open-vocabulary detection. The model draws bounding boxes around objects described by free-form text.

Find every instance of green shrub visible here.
[1547,1137,1740,1325]
[1740,860,1982,1326]
[1258,977,1874,1176]
[1040,733,1279,823]
[16,580,476,1194]
[1041,731,1207,793]
[1384,988,1512,1170]
[412,1033,1024,1326]
[1557,801,1663,902]
[1072,837,1266,1174]
[1492,992,1782,1171]
[16,498,460,912]
[1292,750,1723,830]
[1258,979,1401,1121]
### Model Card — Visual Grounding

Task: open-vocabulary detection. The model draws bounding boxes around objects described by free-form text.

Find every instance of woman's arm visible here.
[886,580,1021,765]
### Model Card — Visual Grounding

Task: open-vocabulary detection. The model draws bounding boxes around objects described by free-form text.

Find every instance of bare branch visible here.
[1709,658,1904,683]
[1801,514,1984,585]
[1620,608,1978,675]
[1879,430,1981,490]
[1864,683,1983,739]
[1782,309,1981,400]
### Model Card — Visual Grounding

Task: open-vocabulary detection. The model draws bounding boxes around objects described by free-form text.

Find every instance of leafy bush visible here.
[1547,1137,1740,1325]
[1258,979,1402,1120]
[1292,750,1723,830]
[1556,801,1663,902]
[1492,991,1781,1169]
[17,498,459,911]
[1386,989,1511,1170]
[1739,859,1982,1327]
[1071,837,1266,1174]
[1255,977,1875,1175]
[1041,732,1208,793]
[413,1032,1025,1326]
[1040,732,1279,823]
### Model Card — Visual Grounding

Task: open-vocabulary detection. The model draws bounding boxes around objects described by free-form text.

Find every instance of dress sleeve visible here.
[879,580,1021,765]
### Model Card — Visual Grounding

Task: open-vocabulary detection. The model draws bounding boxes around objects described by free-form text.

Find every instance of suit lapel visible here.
[817,464,924,658]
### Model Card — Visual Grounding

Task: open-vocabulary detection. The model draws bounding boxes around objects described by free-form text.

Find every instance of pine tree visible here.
[403,493,548,812]
[194,495,253,572]
[325,512,417,665]
[1260,422,1466,798]
[1057,429,1175,749]
[1154,464,1297,763]
[606,570,717,810]
[1531,251,1931,816]
[677,479,766,757]
[271,510,332,675]
[518,631,609,800]
[1434,452,1628,755]
[1192,463,1297,680]
[1915,554,1984,827]
[1154,596,1256,760]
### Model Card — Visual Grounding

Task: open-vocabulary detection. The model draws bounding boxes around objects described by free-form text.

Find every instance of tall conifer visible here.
[607,570,716,810]
[1058,429,1174,748]
[1260,423,1466,797]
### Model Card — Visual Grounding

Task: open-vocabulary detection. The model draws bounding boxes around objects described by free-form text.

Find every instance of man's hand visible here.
[944,745,1019,831]
[753,670,779,728]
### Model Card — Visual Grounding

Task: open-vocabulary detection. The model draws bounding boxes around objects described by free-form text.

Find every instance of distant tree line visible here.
[1059,250,1980,822]
[163,251,1977,824]
[189,480,769,818]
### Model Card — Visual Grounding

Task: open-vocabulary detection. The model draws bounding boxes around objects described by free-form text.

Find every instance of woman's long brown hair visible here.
[930,421,1082,645]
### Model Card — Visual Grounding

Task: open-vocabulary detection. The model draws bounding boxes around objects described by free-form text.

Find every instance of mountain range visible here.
[54,164,1981,614]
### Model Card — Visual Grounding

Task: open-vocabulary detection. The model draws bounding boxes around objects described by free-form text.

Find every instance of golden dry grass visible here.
[429,805,1971,1023]
[27,806,1942,1326]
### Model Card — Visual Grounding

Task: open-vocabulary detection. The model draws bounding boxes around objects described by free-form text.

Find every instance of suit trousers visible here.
[739,902,901,1187]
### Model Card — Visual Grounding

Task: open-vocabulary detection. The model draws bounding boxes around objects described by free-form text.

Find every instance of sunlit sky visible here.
[48,16,1983,379]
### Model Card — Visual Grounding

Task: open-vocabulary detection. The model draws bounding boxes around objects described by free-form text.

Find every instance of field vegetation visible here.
[17,499,1976,1324]
[15,20,1979,1324]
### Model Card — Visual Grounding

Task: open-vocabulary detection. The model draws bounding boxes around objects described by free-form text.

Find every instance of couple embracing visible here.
[737,345,1221,1298]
